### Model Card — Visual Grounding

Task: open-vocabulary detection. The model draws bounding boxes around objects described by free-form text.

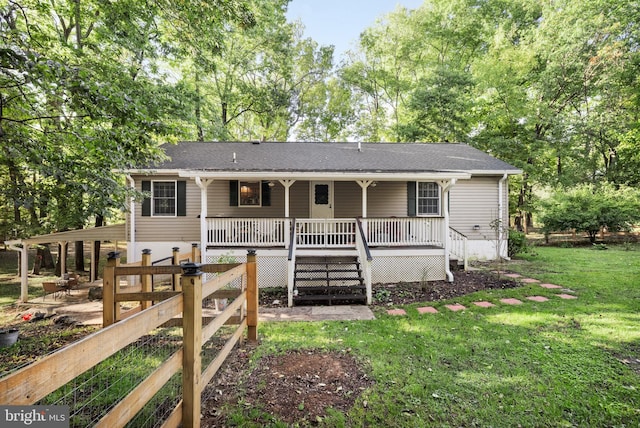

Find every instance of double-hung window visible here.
[152,181,177,216]
[239,181,261,207]
[417,182,440,216]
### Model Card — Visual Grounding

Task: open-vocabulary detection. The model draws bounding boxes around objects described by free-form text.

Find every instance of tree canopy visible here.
[2,0,640,239]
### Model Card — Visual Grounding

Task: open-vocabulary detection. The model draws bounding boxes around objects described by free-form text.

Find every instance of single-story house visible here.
[122,141,520,306]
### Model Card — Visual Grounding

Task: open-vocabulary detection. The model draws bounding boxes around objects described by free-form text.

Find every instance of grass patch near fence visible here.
[225,245,640,427]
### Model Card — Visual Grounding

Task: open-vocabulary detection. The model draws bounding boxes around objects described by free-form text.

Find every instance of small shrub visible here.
[507,229,528,257]
[592,243,608,250]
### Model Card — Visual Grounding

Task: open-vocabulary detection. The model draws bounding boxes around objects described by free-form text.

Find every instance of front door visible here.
[310,181,334,218]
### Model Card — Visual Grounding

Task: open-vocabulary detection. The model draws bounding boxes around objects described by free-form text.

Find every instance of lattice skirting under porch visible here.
[205,251,446,289]
[370,255,446,284]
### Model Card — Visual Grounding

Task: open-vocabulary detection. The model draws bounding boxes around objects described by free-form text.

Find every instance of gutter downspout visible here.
[498,173,508,260]
[443,179,457,282]
[126,175,136,264]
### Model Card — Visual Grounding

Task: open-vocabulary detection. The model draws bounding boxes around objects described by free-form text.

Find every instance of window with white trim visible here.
[153,181,177,216]
[417,182,440,216]
[239,181,261,206]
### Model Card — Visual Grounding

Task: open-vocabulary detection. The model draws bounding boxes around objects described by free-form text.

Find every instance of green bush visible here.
[508,229,528,257]
[539,184,640,243]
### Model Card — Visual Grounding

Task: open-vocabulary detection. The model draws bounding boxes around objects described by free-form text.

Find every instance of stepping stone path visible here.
[473,301,495,308]
[556,293,577,299]
[540,283,562,289]
[386,275,578,316]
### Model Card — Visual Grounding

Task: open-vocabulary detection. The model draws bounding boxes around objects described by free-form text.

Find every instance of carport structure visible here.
[5,224,126,302]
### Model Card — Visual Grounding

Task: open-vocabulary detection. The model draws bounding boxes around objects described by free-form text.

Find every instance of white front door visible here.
[310,181,334,218]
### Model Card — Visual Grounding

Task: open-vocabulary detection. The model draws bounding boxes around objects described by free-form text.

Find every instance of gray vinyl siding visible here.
[133,175,200,242]
[289,181,310,218]
[367,182,407,217]
[449,176,506,238]
[334,181,361,217]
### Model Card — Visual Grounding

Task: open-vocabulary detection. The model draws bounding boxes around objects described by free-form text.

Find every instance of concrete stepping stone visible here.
[417,306,439,314]
[500,298,523,305]
[526,296,549,302]
[539,283,562,289]
[556,294,577,300]
[520,278,541,283]
[503,273,522,278]
[473,301,495,308]
[387,309,407,316]
[445,304,466,312]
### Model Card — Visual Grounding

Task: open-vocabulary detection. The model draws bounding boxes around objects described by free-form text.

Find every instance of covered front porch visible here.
[201,216,467,306]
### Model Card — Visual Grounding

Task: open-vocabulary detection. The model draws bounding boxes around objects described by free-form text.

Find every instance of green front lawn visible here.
[230,245,640,426]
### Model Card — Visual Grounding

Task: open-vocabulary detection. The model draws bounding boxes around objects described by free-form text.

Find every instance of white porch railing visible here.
[295,218,356,247]
[364,217,445,247]
[206,217,287,247]
[449,227,468,270]
[205,217,449,248]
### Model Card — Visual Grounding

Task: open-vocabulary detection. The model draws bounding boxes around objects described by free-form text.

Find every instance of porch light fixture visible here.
[473,224,481,231]
[268,181,275,187]
[370,181,377,187]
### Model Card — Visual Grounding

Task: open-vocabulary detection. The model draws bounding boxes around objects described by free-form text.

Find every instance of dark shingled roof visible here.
[141,141,520,174]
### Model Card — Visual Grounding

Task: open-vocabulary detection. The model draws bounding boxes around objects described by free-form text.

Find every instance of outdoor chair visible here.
[42,282,66,300]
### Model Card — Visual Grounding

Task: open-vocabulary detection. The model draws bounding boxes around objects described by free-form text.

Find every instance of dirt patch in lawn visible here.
[202,348,373,426]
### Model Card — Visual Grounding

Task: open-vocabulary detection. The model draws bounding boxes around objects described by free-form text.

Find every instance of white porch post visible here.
[59,241,67,276]
[279,180,295,247]
[20,244,28,302]
[126,175,136,264]
[356,180,374,218]
[439,179,457,282]
[195,177,213,256]
[279,179,296,218]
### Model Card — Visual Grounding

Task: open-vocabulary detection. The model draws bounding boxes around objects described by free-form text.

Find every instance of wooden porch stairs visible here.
[293,256,367,305]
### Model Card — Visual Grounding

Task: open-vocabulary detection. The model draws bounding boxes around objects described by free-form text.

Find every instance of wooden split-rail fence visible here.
[0,249,258,428]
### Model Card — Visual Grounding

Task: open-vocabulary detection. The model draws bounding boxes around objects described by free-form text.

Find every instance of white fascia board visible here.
[467,169,522,176]
[122,169,184,175]
[176,170,472,181]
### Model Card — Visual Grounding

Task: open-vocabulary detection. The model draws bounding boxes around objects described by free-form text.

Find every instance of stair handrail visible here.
[356,218,373,305]
[286,218,297,307]
[355,218,372,262]
[287,218,297,261]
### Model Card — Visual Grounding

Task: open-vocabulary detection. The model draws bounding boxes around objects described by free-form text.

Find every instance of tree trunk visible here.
[42,244,55,268]
[32,249,42,275]
[75,240,85,271]
[93,214,104,278]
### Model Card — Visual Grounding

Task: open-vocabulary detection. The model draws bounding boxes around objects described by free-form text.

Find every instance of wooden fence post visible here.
[192,242,200,263]
[140,249,152,310]
[181,262,203,428]
[172,247,181,291]
[102,252,120,327]
[246,249,258,342]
